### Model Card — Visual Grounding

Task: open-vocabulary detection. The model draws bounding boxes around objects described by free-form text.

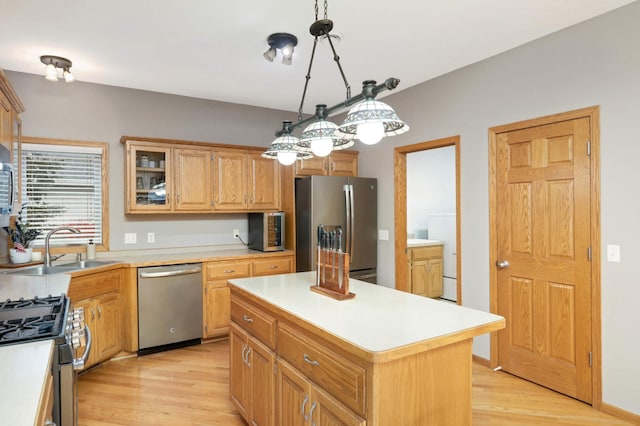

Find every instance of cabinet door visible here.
[0,92,11,155]
[410,259,428,297]
[426,258,443,298]
[126,144,172,212]
[203,283,230,338]
[74,298,98,369]
[276,359,310,426]
[329,152,358,177]
[248,153,281,210]
[174,148,212,211]
[230,324,251,422]
[95,292,121,361]
[311,386,366,426]
[248,336,276,426]
[213,150,247,210]
[295,157,328,176]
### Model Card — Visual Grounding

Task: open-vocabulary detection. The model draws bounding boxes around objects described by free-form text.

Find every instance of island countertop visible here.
[229,271,504,359]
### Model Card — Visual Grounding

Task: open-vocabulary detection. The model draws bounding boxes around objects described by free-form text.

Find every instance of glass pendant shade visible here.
[63,69,75,83]
[263,47,276,62]
[298,118,355,157]
[44,63,58,81]
[337,99,409,144]
[262,133,312,166]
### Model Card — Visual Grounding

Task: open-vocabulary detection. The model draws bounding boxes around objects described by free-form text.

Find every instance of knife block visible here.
[311,251,355,300]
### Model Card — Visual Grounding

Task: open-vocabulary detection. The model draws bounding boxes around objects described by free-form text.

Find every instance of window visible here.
[20,138,108,250]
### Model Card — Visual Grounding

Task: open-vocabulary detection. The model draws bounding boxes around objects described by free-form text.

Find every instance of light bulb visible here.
[277,151,297,166]
[63,69,75,83]
[281,44,293,57]
[45,64,58,81]
[310,138,333,157]
[356,122,385,145]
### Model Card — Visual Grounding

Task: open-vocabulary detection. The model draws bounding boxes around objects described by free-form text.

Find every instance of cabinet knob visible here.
[496,260,510,269]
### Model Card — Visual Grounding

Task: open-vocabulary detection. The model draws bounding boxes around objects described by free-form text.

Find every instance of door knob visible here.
[496,260,509,269]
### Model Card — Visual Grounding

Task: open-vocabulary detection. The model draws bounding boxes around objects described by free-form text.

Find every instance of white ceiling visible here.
[0,0,635,114]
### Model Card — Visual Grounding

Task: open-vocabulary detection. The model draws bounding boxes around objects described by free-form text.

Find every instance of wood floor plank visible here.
[77,341,633,425]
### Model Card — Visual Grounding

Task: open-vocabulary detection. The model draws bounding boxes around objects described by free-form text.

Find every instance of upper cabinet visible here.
[0,69,25,208]
[123,137,281,214]
[295,150,358,177]
[212,149,281,211]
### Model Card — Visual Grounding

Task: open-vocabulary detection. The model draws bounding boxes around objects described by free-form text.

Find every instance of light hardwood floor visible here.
[77,341,634,425]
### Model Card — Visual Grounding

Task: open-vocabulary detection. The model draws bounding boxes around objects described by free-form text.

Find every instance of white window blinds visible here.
[21,143,104,247]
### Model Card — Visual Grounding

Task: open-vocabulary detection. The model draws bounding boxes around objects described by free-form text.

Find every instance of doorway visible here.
[488,106,601,405]
[394,136,461,303]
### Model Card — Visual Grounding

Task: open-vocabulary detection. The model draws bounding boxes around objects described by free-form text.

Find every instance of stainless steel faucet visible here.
[44,226,81,267]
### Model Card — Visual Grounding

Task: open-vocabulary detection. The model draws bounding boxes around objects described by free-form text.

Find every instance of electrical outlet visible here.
[147,232,155,244]
[233,229,240,239]
[124,233,137,244]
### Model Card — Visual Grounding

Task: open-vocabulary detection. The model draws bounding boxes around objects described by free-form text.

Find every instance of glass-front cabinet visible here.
[127,144,171,212]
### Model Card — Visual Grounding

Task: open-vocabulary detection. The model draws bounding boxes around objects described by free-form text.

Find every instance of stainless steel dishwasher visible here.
[137,263,203,355]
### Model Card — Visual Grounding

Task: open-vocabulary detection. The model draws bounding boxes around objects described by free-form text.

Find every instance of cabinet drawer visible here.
[206,260,251,280]
[410,245,443,260]
[231,296,276,349]
[68,269,121,301]
[278,322,366,416]
[252,256,292,276]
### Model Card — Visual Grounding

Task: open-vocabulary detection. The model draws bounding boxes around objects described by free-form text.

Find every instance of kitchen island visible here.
[228,272,505,425]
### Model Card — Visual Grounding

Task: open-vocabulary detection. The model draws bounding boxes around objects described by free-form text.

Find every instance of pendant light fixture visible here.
[262,0,409,165]
[40,55,75,83]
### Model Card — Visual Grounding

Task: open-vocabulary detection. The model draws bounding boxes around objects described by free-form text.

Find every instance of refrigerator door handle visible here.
[349,184,355,261]
[344,184,352,258]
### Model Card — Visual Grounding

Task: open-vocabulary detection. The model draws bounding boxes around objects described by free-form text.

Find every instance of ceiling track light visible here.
[264,33,298,65]
[40,55,75,83]
[262,0,409,165]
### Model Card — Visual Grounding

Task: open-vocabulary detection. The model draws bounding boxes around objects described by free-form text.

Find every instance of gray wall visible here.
[6,72,291,250]
[6,0,640,415]
[359,1,640,415]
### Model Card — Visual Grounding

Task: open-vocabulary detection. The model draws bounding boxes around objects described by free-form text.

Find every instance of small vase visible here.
[10,248,33,264]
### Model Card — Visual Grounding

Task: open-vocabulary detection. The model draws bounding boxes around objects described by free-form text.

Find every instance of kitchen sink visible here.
[5,260,121,276]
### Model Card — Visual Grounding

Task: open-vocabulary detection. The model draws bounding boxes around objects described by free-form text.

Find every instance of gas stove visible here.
[0,294,68,345]
[0,294,90,426]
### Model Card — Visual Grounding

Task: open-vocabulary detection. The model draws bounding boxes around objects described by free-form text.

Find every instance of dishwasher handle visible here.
[139,266,202,278]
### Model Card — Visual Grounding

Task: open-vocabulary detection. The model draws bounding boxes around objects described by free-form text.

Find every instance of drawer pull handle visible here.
[301,395,309,420]
[268,265,278,269]
[243,315,253,323]
[303,354,319,366]
[224,269,236,273]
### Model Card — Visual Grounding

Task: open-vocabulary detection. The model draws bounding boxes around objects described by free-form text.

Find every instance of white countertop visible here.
[407,238,443,248]
[0,273,70,300]
[0,339,54,426]
[229,272,504,354]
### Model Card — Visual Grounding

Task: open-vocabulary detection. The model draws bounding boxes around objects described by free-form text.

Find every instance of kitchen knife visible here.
[337,228,343,288]
[317,225,323,287]
[331,230,336,280]
[322,229,326,284]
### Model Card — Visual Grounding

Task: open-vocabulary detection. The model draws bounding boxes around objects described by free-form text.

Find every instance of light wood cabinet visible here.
[276,359,365,426]
[295,151,358,177]
[174,148,212,211]
[203,253,293,339]
[230,322,276,426]
[408,244,443,298]
[68,268,123,369]
[212,149,281,211]
[230,292,365,426]
[35,359,54,426]
[124,140,213,213]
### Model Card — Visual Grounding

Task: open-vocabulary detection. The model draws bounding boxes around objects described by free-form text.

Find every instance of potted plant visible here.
[3,205,41,263]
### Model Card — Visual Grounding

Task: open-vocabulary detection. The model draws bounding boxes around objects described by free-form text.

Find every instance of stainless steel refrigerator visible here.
[295,176,377,283]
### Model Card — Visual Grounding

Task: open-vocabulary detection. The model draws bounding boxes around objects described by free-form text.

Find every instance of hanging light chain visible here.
[324,0,328,19]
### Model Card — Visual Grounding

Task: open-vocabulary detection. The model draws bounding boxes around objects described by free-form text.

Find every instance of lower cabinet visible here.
[277,359,365,426]
[35,365,54,426]
[203,253,293,339]
[408,245,443,298]
[230,323,275,426]
[75,291,122,369]
[230,293,365,426]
